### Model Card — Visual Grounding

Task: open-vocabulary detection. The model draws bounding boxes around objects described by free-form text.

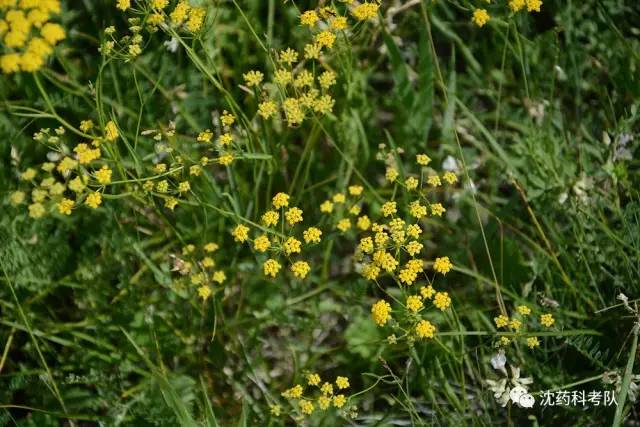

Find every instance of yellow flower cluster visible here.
[0,0,65,74]
[8,124,124,218]
[170,241,226,301]
[244,2,381,127]
[493,305,556,349]
[233,192,323,280]
[279,373,352,420]
[472,0,543,28]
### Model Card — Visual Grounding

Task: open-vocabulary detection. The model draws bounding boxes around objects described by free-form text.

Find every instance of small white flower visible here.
[164,37,179,53]
[491,350,507,373]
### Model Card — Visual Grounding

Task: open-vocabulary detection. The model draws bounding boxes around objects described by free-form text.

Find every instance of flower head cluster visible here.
[493,305,557,349]
[472,0,543,29]
[232,192,323,280]
[168,241,226,301]
[7,125,122,218]
[244,2,383,127]
[278,373,353,420]
[1,0,65,74]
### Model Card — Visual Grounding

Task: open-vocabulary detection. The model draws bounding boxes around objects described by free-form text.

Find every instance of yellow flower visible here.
[505,0,524,11]
[243,70,264,87]
[116,0,130,11]
[405,241,423,256]
[272,192,290,209]
[104,120,119,141]
[304,43,322,60]
[307,373,321,386]
[381,201,397,217]
[352,2,379,20]
[21,168,36,180]
[406,295,423,313]
[285,207,303,225]
[218,154,233,166]
[152,0,168,8]
[57,157,77,173]
[409,201,427,218]
[28,202,45,218]
[57,198,74,215]
[315,31,336,48]
[1,53,21,74]
[221,110,235,127]
[187,7,206,32]
[232,224,250,242]
[494,314,509,328]
[299,400,314,415]
[415,152,432,165]
[336,218,351,232]
[517,305,531,316]
[261,210,279,227]
[527,337,540,348]
[385,167,398,182]
[415,319,436,339]
[433,292,452,311]
[278,47,298,64]
[164,197,178,210]
[348,185,363,196]
[420,285,435,299]
[319,70,336,89]
[443,171,458,184]
[274,69,293,85]
[303,227,322,243]
[320,382,333,395]
[540,313,555,327]
[198,285,211,300]
[9,191,25,205]
[41,22,65,45]
[204,242,219,252]
[472,9,490,27]
[85,192,102,209]
[405,176,419,190]
[300,10,319,26]
[290,261,310,278]
[357,215,371,231]
[526,0,542,12]
[318,395,331,410]
[270,404,281,416]
[371,300,392,326]
[197,129,212,143]
[263,259,281,277]
[320,200,333,213]
[219,133,233,146]
[156,180,169,193]
[427,175,441,187]
[258,101,278,119]
[431,203,446,217]
[95,166,112,184]
[282,384,303,399]
[335,376,349,389]
[509,319,522,331]
[333,394,346,408]
[407,224,422,239]
[283,237,301,255]
[212,270,226,284]
[171,1,190,24]
[331,16,348,30]
[253,235,270,252]
[433,256,452,274]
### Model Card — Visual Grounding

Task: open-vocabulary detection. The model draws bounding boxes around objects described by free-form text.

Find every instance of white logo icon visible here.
[509,386,535,408]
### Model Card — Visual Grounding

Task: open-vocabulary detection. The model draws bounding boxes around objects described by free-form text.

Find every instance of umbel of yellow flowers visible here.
[1,0,66,74]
